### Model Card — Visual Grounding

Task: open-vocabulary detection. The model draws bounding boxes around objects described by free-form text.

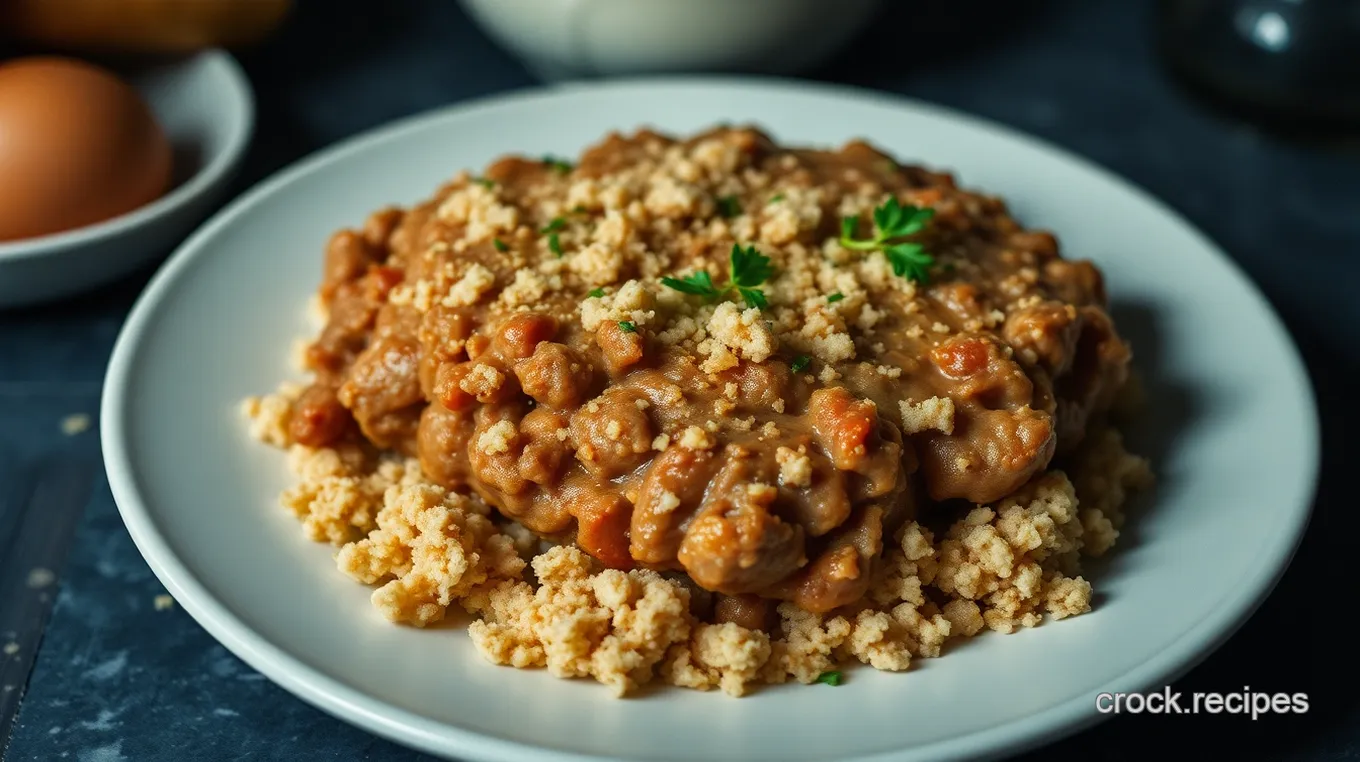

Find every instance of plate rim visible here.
[100,75,1321,762]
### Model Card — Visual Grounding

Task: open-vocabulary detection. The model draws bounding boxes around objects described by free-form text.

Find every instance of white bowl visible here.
[0,49,253,309]
[457,0,884,80]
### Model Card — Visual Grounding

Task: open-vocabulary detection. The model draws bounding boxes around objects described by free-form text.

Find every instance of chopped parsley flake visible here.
[473,177,495,189]
[827,292,844,303]
[492,238,508,252]
[815,670,843,686]
[768,193,785,204]
[539,217,567,257]
[588,287,605,298]
[618,320,637,333]
[716,195,742,219]
[542,155,573,174]
[790,355,811,373]
[839,198,936,283]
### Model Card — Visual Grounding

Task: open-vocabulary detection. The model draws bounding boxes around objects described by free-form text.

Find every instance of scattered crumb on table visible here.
[60,413,91,435]
[153,594,175,611]
[2,642,18,656]
[26,567,55,589]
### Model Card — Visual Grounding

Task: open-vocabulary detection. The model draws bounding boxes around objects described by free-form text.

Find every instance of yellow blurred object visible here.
[1,0,292,53]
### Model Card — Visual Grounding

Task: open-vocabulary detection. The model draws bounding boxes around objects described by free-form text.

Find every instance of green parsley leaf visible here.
[542,155,573,174]
[661,244,774,309]
[838,198,936,283]
[539,217,567,257]
[827,292,844,303]
[737,286,767,310]
[618,320,637,333]
[716,195,742,219]
[872,197,931,239]
[473,177,495,189]
[884,242,932,282]
[768,193,785,204]
[661,271,720,298]
[571,205,588,214]
[588,287,605,298]
[729,244,774,289]
[814,670,842,686]
[492,238,509,253]
[791,355,811,374]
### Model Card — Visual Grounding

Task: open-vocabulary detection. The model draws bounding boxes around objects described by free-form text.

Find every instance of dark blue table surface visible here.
[3,1,1358,760]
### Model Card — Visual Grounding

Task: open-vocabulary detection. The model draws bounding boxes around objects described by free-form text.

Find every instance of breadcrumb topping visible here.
[246,385,1150,696]
[240,123,1155,699]
[776,446,813,488]
[898,397,956,435]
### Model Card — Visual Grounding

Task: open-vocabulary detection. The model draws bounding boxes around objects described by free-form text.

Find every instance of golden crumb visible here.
[278,448,405,545]
[337,483,523,627]
[776,446,812,488]
[59,413,90,435]
[662,623,772,697]
[153,594,175,611]
[678,425,715,451]
[26,568,55,589]
[898,397,955,435]
[707,302,776,363]
[934,472,1100,633]
[446,263,496,307]
[240,383,302,447]
[467,546,691,696]
[476,420,518,455]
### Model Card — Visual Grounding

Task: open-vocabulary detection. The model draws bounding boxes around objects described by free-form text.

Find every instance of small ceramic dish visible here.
[0,49,253,309]
[457,0,884,81]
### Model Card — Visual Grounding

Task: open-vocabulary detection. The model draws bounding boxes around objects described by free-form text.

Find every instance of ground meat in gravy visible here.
[286,126,1131,615]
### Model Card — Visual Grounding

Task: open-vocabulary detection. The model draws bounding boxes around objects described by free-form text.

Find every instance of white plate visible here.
[0,50,253,309]
[101,79,1320,762]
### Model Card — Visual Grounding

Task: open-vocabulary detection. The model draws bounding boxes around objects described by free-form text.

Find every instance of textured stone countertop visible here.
[2,0,1357,760]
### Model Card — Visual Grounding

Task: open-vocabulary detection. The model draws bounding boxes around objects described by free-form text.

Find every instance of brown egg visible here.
[0,56,172,242]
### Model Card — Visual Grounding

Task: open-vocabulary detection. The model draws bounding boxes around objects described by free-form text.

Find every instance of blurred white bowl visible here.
[0,49,253,309]
[457,0,884,80]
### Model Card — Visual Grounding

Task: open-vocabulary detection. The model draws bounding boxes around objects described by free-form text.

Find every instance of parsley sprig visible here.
[839,198,936,283]
[662,244,774,309]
